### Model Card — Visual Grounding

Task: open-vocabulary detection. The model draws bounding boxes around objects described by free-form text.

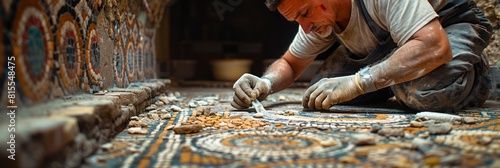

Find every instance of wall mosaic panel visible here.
[125,36,136,83]
[113,35,125,88]
[1,0,168,105]
[85,22,103,88]
[56,7,83,94]
[12,0,53,102]
[137,38,144,81]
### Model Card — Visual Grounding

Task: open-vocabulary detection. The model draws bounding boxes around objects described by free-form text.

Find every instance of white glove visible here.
[231,73,272,109]
[303,73,364,110]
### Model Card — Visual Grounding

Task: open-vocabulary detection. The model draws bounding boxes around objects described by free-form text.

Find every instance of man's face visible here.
[278,0,335,37]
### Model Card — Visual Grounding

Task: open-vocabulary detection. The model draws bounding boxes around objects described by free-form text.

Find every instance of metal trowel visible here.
[252,99,274,130]
[252,99,267,114]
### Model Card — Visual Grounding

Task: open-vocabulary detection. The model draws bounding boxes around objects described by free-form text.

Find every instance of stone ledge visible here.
[0,79,171,168]
[0,116,79,168]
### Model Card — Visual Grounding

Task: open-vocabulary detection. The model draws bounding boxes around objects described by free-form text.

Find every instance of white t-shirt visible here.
[289,0,446,59]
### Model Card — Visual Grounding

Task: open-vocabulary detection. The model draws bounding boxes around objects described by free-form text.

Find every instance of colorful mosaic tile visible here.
[1,0,160,102]
[75,0,91,37]
[113,35,125,87]
[136,38,144,81]
[45,0,64,25]
[131,18,138,42]
[87,0,103,12]
[119,22,129,48]
[56,8,83,93]
[85,88,500,167]
[12,0,53,102]
[144,39,155,78]
[126,37,136,82]
[85,22,103,88]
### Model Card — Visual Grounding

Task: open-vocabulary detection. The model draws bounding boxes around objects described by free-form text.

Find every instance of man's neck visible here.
[331,0,352,31]
[336,21,349,31]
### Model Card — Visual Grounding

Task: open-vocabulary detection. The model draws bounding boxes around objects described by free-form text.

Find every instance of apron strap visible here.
[330,0,398,65]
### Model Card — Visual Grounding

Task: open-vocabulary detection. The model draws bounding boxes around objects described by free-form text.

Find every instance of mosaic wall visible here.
[0,0,169,105]
[476,0,500,66]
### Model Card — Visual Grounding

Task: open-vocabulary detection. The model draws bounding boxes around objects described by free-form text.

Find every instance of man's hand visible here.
[303,74,363,110]
[231,73,272,109]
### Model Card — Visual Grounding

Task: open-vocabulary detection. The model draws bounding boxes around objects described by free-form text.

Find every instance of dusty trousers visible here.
[312,0,493,112]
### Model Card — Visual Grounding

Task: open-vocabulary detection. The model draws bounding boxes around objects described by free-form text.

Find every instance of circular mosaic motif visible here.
[136,39,144,80]
[114,36,125,87]
[144,40,155,78]
[85,23,103,86]
[191,130,343,161]
[13,0,53,102]
[56,12,83,93]
[125,37,136,82]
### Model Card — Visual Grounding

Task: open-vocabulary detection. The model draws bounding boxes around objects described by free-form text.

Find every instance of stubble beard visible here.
[316,25,333,38]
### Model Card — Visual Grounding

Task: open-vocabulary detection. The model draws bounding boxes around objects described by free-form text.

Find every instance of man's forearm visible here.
[262,58,296,93]
[370,41,446,89]
[262,50,316,93]
[369,19,452,90]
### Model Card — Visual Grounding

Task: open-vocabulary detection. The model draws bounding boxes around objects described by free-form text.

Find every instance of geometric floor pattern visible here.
[83,88,500,168]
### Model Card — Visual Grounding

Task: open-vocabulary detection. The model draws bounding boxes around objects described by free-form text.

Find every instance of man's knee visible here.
[392,63,476,112]
[393,84,458,112]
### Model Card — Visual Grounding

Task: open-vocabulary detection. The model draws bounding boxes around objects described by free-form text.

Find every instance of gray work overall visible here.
[312,0,493,112]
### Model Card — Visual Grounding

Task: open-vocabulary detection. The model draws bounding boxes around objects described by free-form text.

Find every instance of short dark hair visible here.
[265,0,282,11]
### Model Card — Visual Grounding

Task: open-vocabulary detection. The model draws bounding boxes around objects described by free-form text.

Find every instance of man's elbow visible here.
[436,39,452,65]
[425,34,452,66]
[416,18,453,66]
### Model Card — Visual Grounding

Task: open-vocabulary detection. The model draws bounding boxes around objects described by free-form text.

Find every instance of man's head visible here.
[266,0,347,38]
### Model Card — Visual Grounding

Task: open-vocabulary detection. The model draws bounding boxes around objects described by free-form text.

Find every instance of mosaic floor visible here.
[83,88,500,167]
